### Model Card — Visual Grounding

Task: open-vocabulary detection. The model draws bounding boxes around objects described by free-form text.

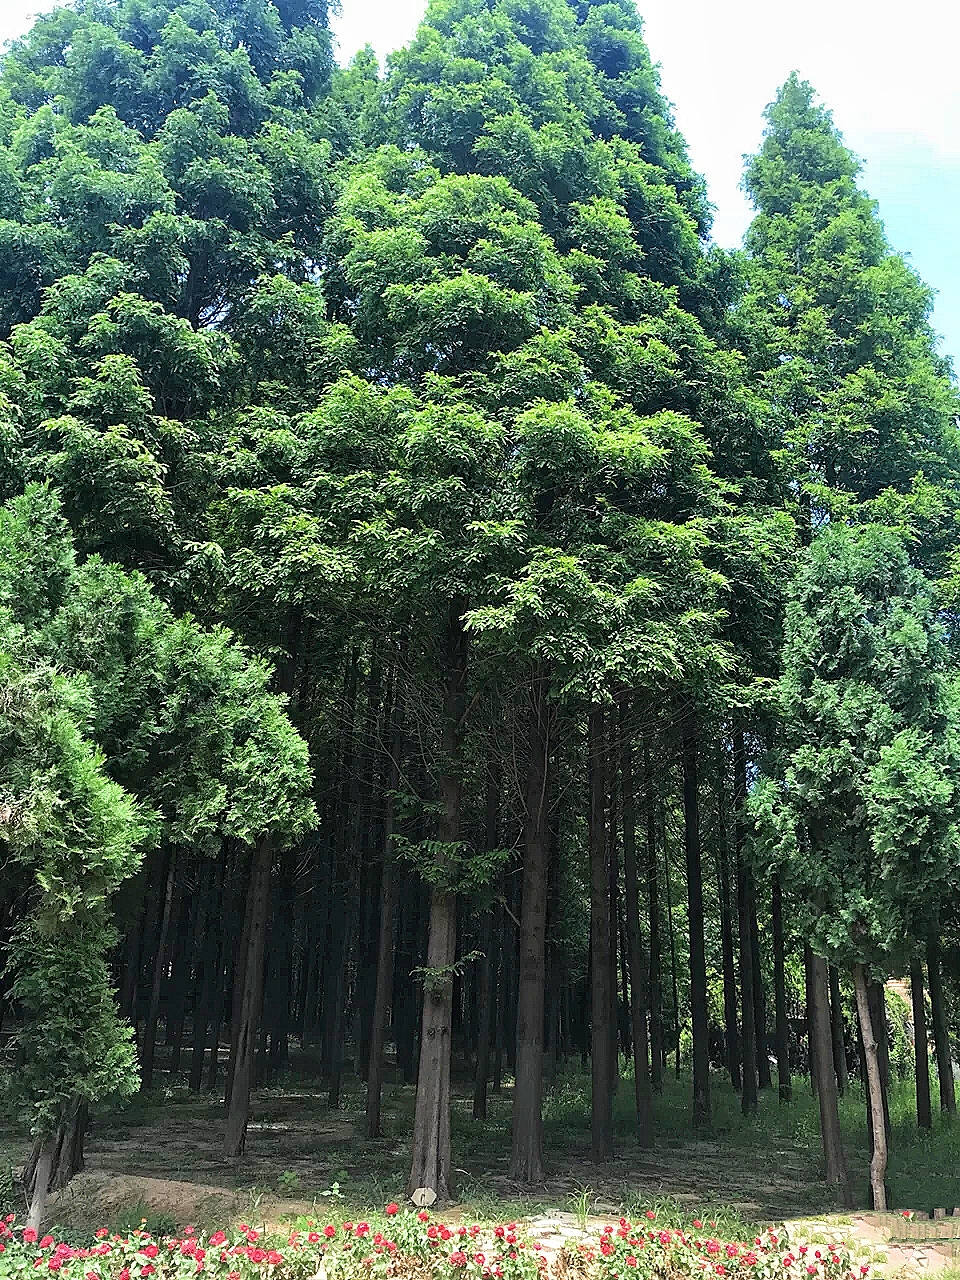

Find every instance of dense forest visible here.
[2,0,960,1233]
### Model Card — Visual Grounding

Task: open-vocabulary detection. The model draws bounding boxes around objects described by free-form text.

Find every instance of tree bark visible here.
[407,605,467,1202]
[811,953,851,1203]
[854,963,888,1210]
[716,751,741,1091]
[365,857,397,1138]
[644,740,663,1090]
[681,704,710,1125]
[734,732,757,1116]
[190,859,223,1092]
[473,910,495,1120]
[828,966,848,1097]
[771,875,791,1102]
[474,751,500,1119]
[589,706,614,1161]
[365,666,404,1139]
[751,892,770,1090]
[510,674,551,1182]
[224,834,273,1157]
[910,957,932,1130]
[26,1133,55,1231]
[928,936,956,1115]
[621,701,653,1146]
[867,980,892,1144]
[141,847,178,1091]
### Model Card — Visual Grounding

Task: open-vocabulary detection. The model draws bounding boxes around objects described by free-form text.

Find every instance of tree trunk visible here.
[620,701,653,1145]
[365,856,397,1138]
[771,875,791,1102]
[407,606,466,1202]
[910,957,932,1131]
[26,1133,55,1231]
[224,834,273,1157]
[474,752,500,1120]
[473,910,494,1120]
[751,892,770,1090]
[734,732,757,1116]
[366,669,404,1138]
[928,936,956,1115]
[716,752,741,1091]
[589,707,613,1161]
[190,859,223,1092]
[854,963,888,1210]
[141,847,178,1091]
[829,966,848,1097]
[510,674,551,1182]
[811,954,850,1203]
[868,980,892,1144]
[644,740,663,1090]
[805,943,817,1093]
[681,704,710,1125]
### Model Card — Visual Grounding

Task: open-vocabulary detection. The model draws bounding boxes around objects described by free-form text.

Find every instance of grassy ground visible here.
[1,1056,958,1235]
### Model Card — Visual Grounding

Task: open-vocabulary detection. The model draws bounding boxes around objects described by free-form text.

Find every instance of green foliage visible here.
[750,523,960,970]
[0,485,314,1137]
[737,74,960,553]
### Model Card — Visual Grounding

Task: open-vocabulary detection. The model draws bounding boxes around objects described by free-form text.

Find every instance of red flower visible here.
[694,1222,703,1230]
[357,1225,370,1238]
[48,1260,62,1271]
[744,1254,759,1266]
[119,1271,130,1280]
[419,1213,430,1223]
[626,1258,637,1268]
[210,1234,226,1248]
[449,1252,467,1268]
[40,1237,54,1249]
[646,1212,656,1221]
[495,1229,505,1240]
[24,1230,38,1244]
[229,1272,240,1279]
[308,1234,320,1244]
[267,1251,283,1265]
[143,1267,155,1275]
[385,1205,399,1217]
[324,1227,336,1239]
[142,1245,159,1259]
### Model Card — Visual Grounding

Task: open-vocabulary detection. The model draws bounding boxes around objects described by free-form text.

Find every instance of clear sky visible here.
[2,0,958,366]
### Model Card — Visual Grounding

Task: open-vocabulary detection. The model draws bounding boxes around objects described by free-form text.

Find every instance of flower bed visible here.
[0,1209,868,1280]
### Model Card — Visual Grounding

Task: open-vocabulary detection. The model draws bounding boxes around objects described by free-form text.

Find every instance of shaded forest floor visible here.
[3,1055,960,1236]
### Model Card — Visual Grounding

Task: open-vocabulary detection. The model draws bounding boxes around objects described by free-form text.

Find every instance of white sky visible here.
[333,0,959,246]
[1,0,958,356]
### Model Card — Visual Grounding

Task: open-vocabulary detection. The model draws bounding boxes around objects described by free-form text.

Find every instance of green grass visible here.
[3,1052,959,1235]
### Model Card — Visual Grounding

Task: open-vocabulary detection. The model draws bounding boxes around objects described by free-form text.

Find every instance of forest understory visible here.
[5,1052,958,1235]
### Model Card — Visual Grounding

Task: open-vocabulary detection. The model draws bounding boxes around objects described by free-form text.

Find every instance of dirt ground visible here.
[1,1078,851,1229]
